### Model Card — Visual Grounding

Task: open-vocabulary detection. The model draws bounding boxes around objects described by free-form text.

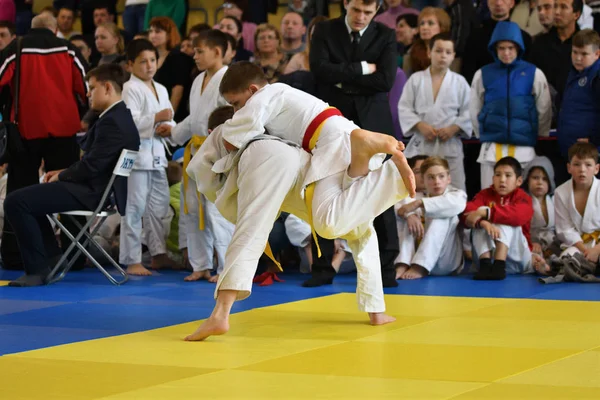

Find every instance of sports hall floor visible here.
[1,267,600,399]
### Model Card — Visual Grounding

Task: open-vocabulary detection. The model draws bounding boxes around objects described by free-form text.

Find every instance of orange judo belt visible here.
[302,107,343,258]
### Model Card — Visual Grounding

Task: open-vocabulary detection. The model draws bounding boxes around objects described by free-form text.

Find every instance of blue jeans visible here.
[122,4,147,37]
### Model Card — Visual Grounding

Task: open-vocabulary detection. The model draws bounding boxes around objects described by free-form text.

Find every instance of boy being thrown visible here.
[182,63,416,341]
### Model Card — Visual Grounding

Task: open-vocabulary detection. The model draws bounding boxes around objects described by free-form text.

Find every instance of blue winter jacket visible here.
[478,21,538,147]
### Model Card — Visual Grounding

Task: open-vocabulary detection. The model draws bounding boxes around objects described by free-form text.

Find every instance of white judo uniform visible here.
[470,68,552,188]
[398,68,472,190]
[555,178,600,256]
[170,67,234,273]
[531,194,556,250]
[119,76,174,265]
[218,82,409,241]
[395,186,466,275]
[188,124,396,313]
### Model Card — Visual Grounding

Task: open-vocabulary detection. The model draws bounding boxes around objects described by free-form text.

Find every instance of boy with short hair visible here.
[470,21,552,189]
[554,142,600,263]
[462,156,535,280]
[120,38,176,276]
[557,29,600,159]
[398,33,472,191]
[156,30,234,282]
[395,156,467,279]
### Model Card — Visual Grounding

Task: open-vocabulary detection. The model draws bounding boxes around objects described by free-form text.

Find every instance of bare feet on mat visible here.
[401,265,428,280]
[349,129,405,177]
[184,316,229,341]
[369,313,396,326]
[208,274,219,283]
[391,152,417,198]
[127,263,152,276]
[532,253,550,275]
[395,264,409,280]
[184,270,211,281]
[150,254,179,270]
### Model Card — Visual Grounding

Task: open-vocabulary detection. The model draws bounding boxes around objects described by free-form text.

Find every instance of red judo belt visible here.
[302,107,343,152]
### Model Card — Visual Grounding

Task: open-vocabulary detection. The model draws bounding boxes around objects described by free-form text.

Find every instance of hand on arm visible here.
[480,220,501,240]
[43,169,67,183]
[155,124,172,137]
[464,208,487,228]
[397,199,423,218]
[406,214,424,239]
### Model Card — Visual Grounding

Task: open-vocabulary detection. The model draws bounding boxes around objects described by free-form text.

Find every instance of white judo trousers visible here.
[472,224,533,274]
[214,139,388,313]
[179,178,234,273]
[119,169,170,265]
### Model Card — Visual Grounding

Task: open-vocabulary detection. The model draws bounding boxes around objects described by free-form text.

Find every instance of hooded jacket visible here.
[478,21,539,147]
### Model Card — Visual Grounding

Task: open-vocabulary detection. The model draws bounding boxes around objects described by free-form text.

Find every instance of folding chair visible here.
[45,149,139,286]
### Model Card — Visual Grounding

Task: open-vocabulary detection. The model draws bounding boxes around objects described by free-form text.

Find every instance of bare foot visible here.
[151,253,179,270]
[208,274,219,283]
[368,312,396,326]
[350,129,405,177]
[184,316,229,341]
[127,263,153,276]
[184,270,211,282]
[395,264,409,279]
[402,265,428,280]
[391,152,417,198]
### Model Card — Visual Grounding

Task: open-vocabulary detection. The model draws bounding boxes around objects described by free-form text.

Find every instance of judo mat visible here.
[1,269,600,399]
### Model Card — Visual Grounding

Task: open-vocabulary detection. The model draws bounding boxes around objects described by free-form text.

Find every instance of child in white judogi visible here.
[469,21,552,189]
[120,39,175,276]
[398,33,472,190]
[463,157,535,280]
[157,31,234,282]
[395,156,467,279]
[523,156,557,257]
[554,143,600,262]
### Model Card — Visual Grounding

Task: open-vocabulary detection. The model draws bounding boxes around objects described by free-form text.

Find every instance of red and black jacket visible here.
[0,28,87,140]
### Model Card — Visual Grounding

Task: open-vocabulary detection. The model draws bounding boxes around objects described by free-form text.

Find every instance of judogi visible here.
[398,68,472,190]
[219,82,410,241]
[188,127,388,313]
[119,75,173,265]
[170,67,234,273]
[470,68,552,188]
[531,194,556,250]
[396,186,466,275]
[555,178,600,256]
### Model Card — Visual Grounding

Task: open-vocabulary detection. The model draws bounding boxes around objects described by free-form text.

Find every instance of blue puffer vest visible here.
[478,21,538,147]
[557,59,600,157]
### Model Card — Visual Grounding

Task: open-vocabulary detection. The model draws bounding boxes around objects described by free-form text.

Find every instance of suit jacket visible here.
[59,101,140,214]
[309,17,397,135]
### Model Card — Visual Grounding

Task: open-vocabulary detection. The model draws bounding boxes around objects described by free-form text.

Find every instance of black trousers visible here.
[4,182,88,275]
[311,206,399,274]
[1,136,82,270]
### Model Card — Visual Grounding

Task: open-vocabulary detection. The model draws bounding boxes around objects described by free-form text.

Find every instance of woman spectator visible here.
[252,23,288,83]
[284,15,327,74]
[221,0,257,53]
[403,7,451,77]
[149,16,194,122]
[93,22,126,68]
[395,13,418,68]
[218,16,253,61]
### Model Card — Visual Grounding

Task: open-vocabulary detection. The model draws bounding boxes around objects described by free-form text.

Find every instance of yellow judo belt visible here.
[582,231,600,244]
[302,107,343,258]
[495,144,516,161]
[183,135,282,271]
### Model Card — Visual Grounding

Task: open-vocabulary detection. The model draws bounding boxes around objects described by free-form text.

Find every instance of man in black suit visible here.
[307,0,400,288]
[4,64,140,287]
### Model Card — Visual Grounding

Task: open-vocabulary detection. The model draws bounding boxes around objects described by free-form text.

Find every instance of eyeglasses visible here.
[258,34,277,41]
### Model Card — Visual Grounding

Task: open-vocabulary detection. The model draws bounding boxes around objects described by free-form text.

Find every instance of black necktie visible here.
[351,31,360,60]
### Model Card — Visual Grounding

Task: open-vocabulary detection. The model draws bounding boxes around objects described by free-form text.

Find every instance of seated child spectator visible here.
[557,29,600,162]
[523,156,558,259]
[395,156,467,279]
[470,21,551,189]
[398,33,472,191]
[462,156,534,280]
[555,142,600,264]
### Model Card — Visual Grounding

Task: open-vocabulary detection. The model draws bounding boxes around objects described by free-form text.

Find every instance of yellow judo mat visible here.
[2,293,600,399]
